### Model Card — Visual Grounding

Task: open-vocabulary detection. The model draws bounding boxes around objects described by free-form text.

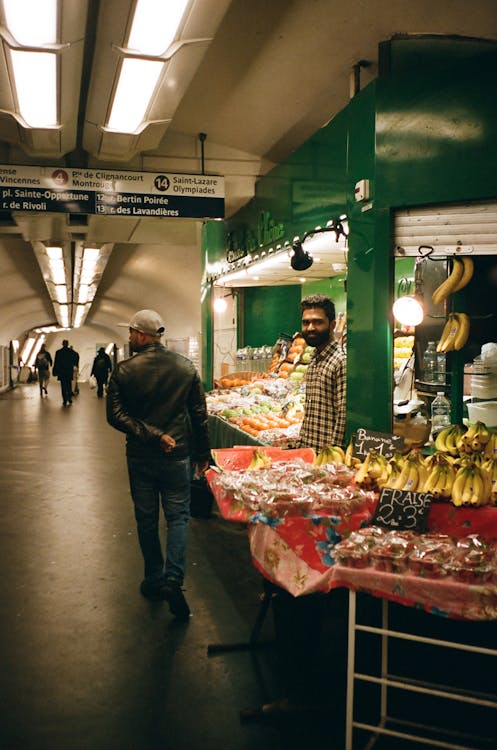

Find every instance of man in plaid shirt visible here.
[298,294,346,451]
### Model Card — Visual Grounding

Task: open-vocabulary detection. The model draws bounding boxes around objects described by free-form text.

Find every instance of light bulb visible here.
[392,295,424,327]
[213,297,228,313]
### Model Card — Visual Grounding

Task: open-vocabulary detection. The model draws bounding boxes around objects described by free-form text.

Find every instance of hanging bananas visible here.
[452,256,474,292]
[432,256,474,306]
[436,312,470,352]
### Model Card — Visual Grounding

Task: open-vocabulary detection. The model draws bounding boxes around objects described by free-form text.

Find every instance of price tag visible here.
[353,427,404,461]
[372,488,433,533]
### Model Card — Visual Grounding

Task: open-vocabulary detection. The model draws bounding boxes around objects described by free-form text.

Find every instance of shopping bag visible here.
[190,475,214,519]
[89,374,97,389]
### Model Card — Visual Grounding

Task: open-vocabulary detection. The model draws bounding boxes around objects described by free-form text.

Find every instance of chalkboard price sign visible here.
[372,488,433,533]
[353,428,404,461]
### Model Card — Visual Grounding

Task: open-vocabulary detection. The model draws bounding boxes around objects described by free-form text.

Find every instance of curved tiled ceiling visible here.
[0,0,496,344]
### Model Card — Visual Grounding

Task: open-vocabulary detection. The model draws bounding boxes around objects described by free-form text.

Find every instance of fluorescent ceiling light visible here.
[107,0,189,134]
[54,304,70,328]
[78,284,89,303]
[10,49,57,127]
[46,245,63,260]
[129,0,189,56]
[83,248,100,261]
[107,58,164,133]
[54,285,68,304]
[48,258,66,285]
[73,304,88,328]
[3,0,57,46]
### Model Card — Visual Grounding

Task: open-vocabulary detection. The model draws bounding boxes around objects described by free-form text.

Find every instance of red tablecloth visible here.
[206,449,497,619]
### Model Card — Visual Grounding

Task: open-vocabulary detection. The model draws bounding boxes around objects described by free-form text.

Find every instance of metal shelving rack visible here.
[346,591,497,750]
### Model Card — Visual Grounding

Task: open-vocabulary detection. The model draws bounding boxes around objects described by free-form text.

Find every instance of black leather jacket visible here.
[106,342,210,462]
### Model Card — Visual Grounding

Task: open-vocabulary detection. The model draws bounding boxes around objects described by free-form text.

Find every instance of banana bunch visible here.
[483,457,497,504]
[383,450,428,492]
[434,424,464,456]
[437,312,470,352]
[344,436,361,468]
[483,432,497,460]
[314,444,346,466]
[383,451,407,489]
[354,450,390,490]
[424,453,456,499]
[457,420,491,454]
[432,256,474,306]
[450,463,491,506]
[247,448,273,470]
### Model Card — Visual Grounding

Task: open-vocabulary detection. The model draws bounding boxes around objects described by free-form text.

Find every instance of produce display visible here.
[394,334,414,373]
[333,528,496,583]
[353,421,497,507]
[206,377,305,445]
[274,335,315,381]
[208,447,375,519]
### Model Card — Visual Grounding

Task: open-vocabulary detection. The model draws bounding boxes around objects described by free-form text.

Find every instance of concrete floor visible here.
[3,383,496,750]
[0,383,345,750]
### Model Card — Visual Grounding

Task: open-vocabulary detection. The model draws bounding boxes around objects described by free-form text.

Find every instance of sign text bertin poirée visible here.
[0,164,225,220]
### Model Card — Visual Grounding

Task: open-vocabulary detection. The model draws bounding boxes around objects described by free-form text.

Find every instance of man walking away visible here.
[53,340,79,406]
[91,347,113,398]
[106,310,210,621]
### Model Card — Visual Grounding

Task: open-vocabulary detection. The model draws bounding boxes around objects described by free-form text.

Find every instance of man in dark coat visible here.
[91,347,113,398]
[52,339,79,406]
[107,309,210,620]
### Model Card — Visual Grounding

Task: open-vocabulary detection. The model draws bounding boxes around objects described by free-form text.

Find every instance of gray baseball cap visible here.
[121,309,165,336]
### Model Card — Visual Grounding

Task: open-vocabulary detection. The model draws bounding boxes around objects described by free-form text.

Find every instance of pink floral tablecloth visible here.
[206,449,497,620]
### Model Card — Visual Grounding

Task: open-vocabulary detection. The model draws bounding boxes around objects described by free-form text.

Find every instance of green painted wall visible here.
[242,286,301,346]
[302,276,347,315]
[201,221,225,389]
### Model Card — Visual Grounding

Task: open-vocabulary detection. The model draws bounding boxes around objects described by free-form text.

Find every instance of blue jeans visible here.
[127,455,191,586]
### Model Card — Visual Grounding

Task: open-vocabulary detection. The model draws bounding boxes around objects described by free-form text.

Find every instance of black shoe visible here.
[164,579,190,620]
[140,579,167,602]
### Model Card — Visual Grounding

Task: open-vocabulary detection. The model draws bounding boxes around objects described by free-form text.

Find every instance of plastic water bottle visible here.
[436,352,446,385]
[431,392,451,437]
[423,341,437,383]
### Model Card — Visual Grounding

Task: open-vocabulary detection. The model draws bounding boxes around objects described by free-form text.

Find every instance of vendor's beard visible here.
[302,329,331,348]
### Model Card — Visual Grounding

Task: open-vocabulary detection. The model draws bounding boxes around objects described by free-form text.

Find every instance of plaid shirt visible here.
[299,340,346,452]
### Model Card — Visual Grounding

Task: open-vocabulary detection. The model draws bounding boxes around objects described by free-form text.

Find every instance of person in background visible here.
[106,309,210,621]
[298,294,346,451]
[91,347,113,398]
[34,343,53,397]
[52,339,79,406]
[71,345,80,396]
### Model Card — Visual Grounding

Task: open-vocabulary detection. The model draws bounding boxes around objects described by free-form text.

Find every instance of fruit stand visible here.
[206,440,497,749]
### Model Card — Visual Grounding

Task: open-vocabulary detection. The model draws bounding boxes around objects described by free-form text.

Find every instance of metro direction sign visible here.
[0,164,225,219]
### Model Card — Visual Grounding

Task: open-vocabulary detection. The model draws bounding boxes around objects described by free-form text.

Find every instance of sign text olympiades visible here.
[0,165,225,220]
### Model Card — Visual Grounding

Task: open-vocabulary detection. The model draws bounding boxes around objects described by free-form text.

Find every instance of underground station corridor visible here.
[0,382,349,750]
